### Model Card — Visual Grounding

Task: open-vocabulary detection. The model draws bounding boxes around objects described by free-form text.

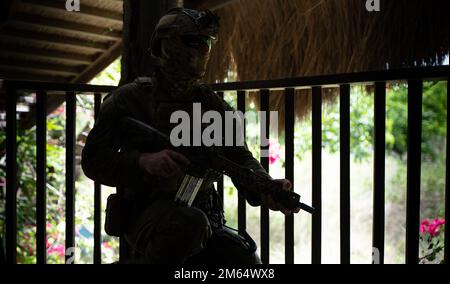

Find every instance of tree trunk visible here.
[120,0,179,85]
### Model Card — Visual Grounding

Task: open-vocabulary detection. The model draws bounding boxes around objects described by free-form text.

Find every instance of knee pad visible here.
[140,206,212,264]
[164,206,211,237]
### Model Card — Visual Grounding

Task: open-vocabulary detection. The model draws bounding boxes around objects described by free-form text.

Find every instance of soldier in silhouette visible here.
[82,8,298,264]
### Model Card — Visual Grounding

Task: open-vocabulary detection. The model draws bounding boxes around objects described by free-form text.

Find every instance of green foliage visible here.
[305,81,448,162]
[294,86,376,162]
[387,81,447,159]
[0,113,68,263]
[89,58,121,86]
[323,86,375,161]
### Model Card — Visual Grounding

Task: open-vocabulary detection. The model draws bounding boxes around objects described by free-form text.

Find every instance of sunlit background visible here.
[3,55,448,264]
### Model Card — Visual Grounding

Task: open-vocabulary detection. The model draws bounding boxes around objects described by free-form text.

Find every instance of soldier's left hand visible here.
[261,179,301,215]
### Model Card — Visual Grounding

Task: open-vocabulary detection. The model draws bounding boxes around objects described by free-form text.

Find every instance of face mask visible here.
[160,35,215,79]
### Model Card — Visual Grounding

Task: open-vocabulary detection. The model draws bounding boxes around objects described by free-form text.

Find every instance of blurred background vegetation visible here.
[0,58,446,263]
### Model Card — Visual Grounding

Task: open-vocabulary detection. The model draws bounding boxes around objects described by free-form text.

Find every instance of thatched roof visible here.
[203,0,449,121]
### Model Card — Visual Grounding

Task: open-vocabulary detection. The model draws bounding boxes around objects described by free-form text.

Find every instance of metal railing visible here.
[2,81,114,264]
[210,66,449,264]
[1,65,449,264]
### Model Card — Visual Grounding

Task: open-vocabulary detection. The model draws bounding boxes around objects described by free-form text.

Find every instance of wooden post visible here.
[120,0,179,85]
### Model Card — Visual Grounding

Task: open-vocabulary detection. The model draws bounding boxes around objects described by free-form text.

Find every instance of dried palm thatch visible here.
[203,0,449,126]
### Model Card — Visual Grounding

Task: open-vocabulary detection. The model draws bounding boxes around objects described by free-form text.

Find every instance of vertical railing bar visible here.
[0,235,4,264]
[93,93,102,264]
[65,91,76,264]
[119,239,127,263]
[237,90,247,233]
[217,91,225,206]
[217,174,224,208]
[284,88,295,264]
[373,82,386,264]
[445,79,449,264]
[405,79,423,264]
[260,89,270,264]
[311,86,322,264]
[36,90,47,264]
[5,86,17,264]
[340,84,351,264]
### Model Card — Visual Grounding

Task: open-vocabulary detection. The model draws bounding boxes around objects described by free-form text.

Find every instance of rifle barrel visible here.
[299,203,315,214]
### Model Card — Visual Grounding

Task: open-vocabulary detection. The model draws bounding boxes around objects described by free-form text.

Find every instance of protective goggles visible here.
[180,34,217,51]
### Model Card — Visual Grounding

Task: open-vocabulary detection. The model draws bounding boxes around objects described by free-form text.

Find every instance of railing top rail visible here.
[1,66,448,94]
[0,80,116,93]
[210,66,449,92]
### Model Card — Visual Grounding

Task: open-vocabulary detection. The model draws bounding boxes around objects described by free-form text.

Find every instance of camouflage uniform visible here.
[82,8,270,264]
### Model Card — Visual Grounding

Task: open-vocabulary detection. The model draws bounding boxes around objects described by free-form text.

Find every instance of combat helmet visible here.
[149,8,220,79]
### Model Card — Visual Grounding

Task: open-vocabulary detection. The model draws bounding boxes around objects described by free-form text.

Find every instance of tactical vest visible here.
[132,76,225,228]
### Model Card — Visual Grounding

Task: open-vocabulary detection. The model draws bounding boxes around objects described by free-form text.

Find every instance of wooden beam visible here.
[12,13,122,41]
[71,40,122,83]
[21,0,123,24]
[0,28,111,52]
[119,0,178,85]
[1,0,123,135]
[1,26,122,136]
[0,70,71,82]
[0,60,81,77]
[0,43,93,65]
[19,38,123,145]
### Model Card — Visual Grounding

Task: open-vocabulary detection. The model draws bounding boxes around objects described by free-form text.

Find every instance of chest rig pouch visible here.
[104,77,154,237]
[151,85,223,198]
[151,83,226,226]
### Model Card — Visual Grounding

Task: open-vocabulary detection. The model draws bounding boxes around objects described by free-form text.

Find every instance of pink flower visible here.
[420,218,445,237]
[102,242,112,249]
[429,219,445,237]
[47,244,65,257]
[269,140,282,165]
[420,219,430,234]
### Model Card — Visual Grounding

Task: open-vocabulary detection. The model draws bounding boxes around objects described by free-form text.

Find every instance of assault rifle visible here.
[120,117,315,214]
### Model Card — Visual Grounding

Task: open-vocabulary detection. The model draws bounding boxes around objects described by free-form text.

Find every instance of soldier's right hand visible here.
[138,149,190,178]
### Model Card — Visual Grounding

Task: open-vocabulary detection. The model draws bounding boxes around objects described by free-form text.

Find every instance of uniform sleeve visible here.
[81,88,146,188]
[212,93,271,206]
[224,142,271,207]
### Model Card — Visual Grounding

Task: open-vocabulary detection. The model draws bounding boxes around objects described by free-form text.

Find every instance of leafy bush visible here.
[318,81,448,162]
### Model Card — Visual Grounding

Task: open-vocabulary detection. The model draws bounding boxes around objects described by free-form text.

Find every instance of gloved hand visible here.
[138,149,190,178]
[260,179,301,216]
